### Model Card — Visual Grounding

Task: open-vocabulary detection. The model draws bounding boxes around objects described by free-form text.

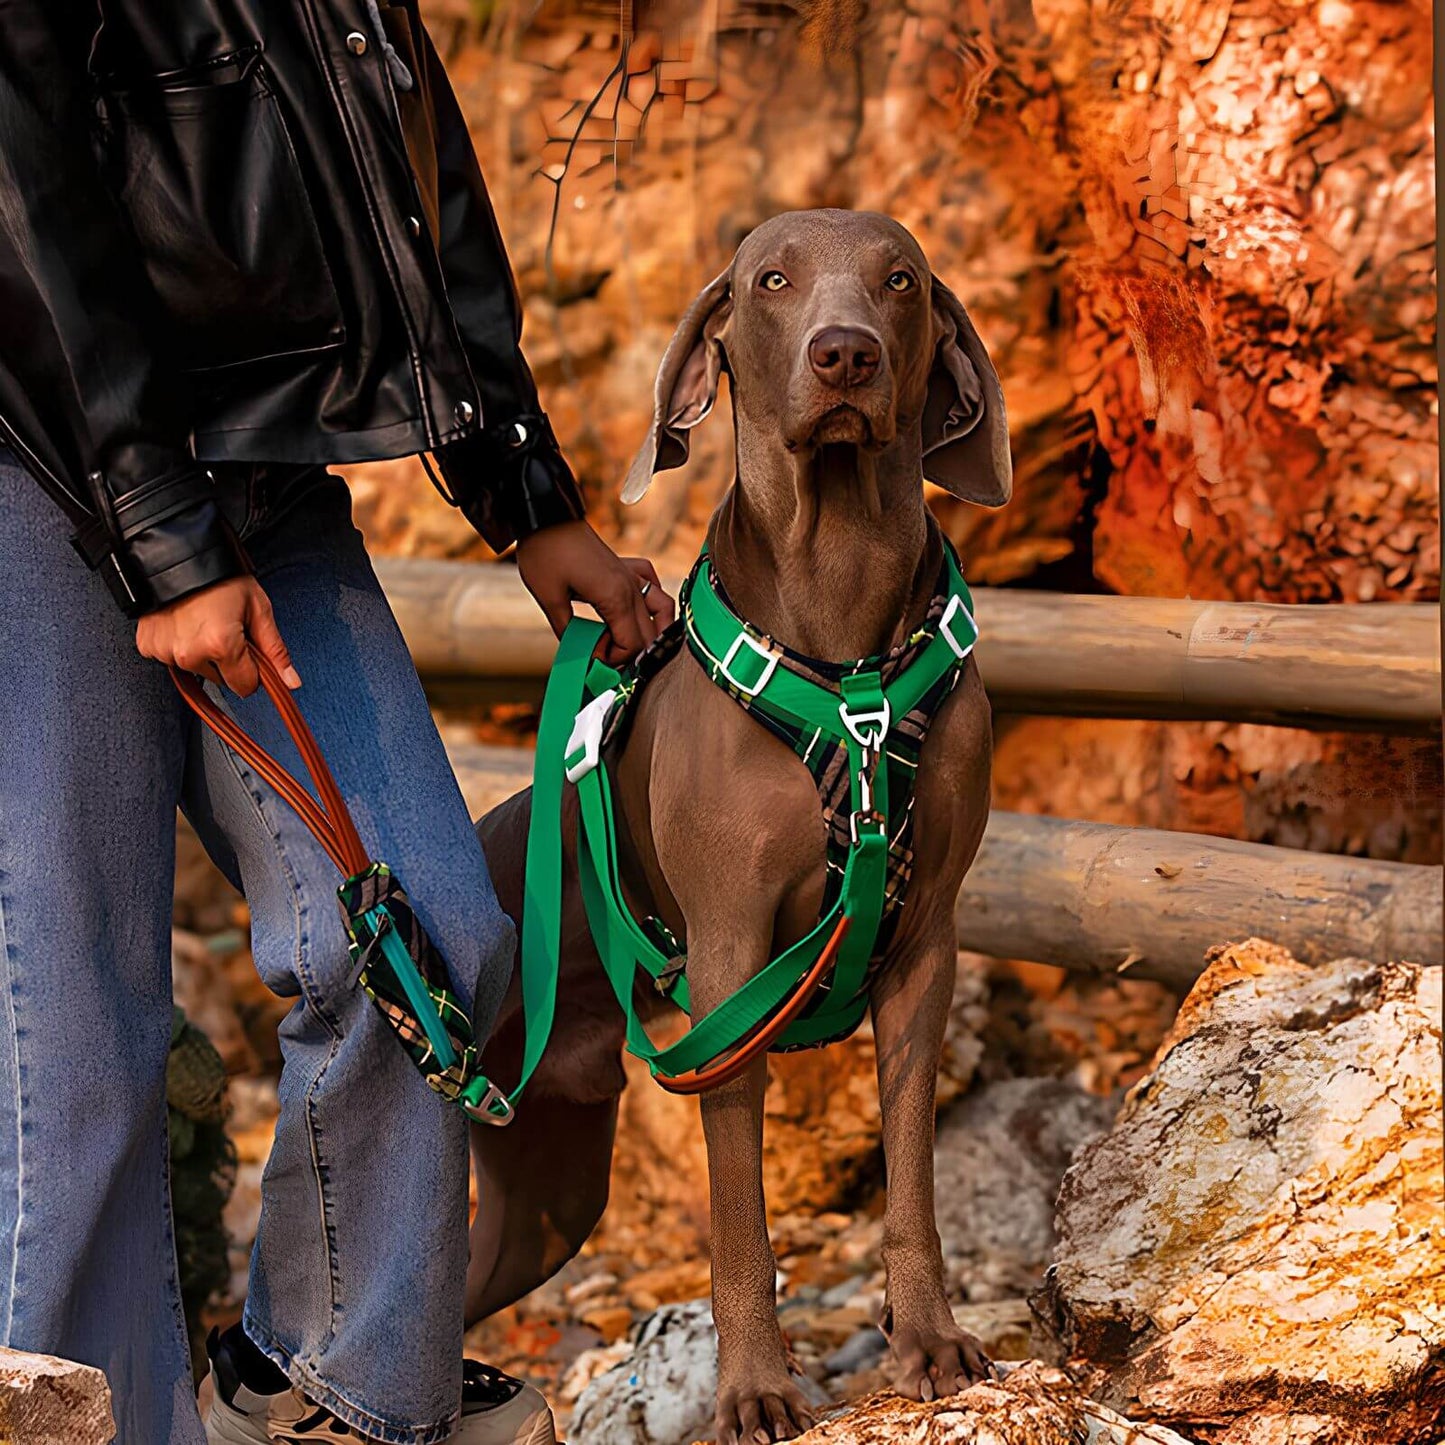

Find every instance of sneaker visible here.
[204,1325,557,1445]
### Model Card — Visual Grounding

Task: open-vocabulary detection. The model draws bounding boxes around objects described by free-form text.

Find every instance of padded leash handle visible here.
[170,647,370,879]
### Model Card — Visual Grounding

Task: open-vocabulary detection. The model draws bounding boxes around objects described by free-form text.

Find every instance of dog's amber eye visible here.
[886,270,916,292]
[759,271,790,292]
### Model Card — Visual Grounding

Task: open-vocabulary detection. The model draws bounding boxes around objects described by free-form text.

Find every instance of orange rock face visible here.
[389,0,1435,610]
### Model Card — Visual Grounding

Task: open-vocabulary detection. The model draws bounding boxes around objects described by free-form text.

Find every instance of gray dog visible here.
[466,208,1011,1442]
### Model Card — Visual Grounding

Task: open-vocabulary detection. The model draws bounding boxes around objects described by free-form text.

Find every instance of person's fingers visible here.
[218,651,260,698]
[644,581,676,629]
[245,585,301,689]
[635,590,658,646]
[594,575,646,658]
[625,557,663,592]
[524,577,575,639]
[170,642,224,689]
[625,556,676,629]
[211,623,259,697]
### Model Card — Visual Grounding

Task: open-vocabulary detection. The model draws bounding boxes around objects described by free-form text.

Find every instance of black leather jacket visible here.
[0,0,585,615]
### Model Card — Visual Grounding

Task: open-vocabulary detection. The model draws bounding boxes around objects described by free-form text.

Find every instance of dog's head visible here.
[622,208,1011,507]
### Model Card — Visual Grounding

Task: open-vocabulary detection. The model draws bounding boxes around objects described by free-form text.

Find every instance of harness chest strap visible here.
[466,550,979,1120]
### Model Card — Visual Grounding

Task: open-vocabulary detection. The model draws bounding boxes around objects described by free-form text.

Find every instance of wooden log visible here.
[444,742,1443,986]
[955,811,1442,989]
[377,559,1441,734]
[0,1348,115,1445]
[974,590,1441,735]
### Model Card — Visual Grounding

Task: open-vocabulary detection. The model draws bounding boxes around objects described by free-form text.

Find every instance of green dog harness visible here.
[469,542,979,1123]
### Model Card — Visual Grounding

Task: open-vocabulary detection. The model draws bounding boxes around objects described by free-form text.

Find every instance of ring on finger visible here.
[639,580,653,598]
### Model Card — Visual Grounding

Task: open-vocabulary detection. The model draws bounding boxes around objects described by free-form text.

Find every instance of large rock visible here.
[569,1300,718,1445]
[789,1363,1194,1444]
[569,1299,830,1445]
[1035,940,1445,1444]
[934,1077,1116,1301]
[0,1348,115,1444]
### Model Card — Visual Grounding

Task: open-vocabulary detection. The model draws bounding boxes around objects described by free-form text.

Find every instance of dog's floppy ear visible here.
[622,269,732,503]
[921,275,1012,507]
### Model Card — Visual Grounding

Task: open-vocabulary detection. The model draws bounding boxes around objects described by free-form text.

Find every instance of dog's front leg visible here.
[691,945,815,1445]
[700,1061,813,1444]
[871,926,992,1399]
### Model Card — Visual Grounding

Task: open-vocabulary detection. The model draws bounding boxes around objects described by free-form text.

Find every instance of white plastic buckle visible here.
[938,592,977,661]
[718,631,780,696]
[564,687,618,784]
[838,698,891,750]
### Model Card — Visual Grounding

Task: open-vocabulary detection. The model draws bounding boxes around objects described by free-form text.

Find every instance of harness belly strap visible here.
[466,542,980,1117]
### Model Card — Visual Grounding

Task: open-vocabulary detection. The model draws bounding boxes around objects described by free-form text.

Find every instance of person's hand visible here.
[136,575,300,697]
[515,520,675,665]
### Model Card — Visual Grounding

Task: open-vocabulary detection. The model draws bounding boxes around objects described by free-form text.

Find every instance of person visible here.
[0,5,670,1443]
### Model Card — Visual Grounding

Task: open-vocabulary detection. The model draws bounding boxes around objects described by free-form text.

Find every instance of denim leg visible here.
[0,463,203,1445]
[181,473,515,1444]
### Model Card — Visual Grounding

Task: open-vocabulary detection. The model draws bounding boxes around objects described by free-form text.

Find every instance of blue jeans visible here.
[0,459,515,1444]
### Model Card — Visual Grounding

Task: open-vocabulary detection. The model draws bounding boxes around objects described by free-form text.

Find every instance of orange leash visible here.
[170,648,370,878]
[652,915,851,1095]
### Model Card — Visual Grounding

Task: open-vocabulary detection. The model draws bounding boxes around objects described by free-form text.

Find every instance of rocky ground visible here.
[173,745,1442,1445]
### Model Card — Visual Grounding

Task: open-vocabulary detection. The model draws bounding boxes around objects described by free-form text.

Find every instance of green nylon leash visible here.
[460,617,605,1122]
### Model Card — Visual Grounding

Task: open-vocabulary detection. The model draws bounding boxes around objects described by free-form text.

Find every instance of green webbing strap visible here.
[683,547,977,752]
[573,766,872,1075]
[365,907,459,1073]
[885,553,977,719]
[826,670,889,1011]
[460,617,606,1122]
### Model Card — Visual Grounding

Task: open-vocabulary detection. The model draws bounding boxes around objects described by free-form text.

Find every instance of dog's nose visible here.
[808,327,882,388]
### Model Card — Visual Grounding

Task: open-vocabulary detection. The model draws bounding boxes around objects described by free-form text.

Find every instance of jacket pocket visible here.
[98,46,346,372]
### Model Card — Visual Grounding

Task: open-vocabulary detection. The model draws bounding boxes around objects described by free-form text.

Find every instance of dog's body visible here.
[466,210,1011,1442]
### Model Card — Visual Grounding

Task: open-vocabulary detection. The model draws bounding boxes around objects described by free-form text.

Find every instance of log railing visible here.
[376,559,1442,735]
[378,557,1441,980]
[445,742,1443,985]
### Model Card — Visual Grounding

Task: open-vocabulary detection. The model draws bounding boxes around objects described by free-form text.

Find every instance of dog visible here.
[466,208,1010,1442]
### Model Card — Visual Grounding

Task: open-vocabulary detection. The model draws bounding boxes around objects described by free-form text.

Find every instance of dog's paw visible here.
[715,1373,816,1445]
[886,1320,994,1401]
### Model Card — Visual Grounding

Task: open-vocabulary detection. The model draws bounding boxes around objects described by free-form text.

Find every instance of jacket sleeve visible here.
[417,25,587,553]
[0,3,247,616]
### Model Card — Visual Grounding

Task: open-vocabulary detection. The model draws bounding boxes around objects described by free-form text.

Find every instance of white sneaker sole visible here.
[204,1394,271,1445]
[455,1386,558,1445]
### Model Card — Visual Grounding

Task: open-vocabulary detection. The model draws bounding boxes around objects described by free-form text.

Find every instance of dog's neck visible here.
[707,424,940,662]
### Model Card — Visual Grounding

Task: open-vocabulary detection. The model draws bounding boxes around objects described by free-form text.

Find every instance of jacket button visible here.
[406,216,422,238]
[454,400,475,426]
[346,31,368,54]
